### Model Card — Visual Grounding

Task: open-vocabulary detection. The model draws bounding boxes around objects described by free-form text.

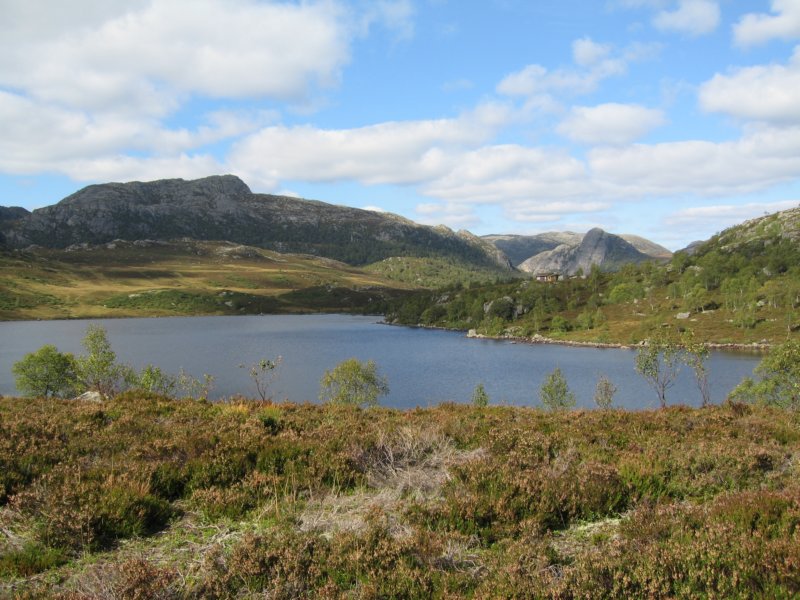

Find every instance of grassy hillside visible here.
[1,395,798,597]
[388,206,800,346]
[0,241,415,320]
[365,256,514,289]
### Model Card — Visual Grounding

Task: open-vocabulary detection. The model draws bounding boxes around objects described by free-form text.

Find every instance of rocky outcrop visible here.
[517,228,654,276]
[482,232,582,267]
[0,175,510,269]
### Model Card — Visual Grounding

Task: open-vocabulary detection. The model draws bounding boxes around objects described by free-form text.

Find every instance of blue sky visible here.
[2,0,800,250]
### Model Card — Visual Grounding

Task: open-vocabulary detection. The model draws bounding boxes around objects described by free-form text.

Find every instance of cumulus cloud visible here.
[421,145,591,203]
[496,38,658,103]
[734,0,800,47]
[699,47,800,124]
[589,125,800,197]
[572,37,612,67]
[653,0,720,36]
[359,0,416,40]
[415,202,480,228]
[497,58,626,98]
[557,103,666,145]
[665,200,799,226]
[0,0,368,183]
[228,102,516,189]
[0,0,350,113]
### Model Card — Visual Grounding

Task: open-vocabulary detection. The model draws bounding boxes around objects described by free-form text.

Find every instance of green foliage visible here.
[635,336,682,408]
[549,315,571,333]
[594,375,617,409]
[0,542,66,577]
[539,367,576,411]
[682,332,711,407]
[730,340,800,409]
[75,324,129,398]
[128,364,178,395]
[12,344,77,398]
[471,383,489,407]
[319,358,389,407]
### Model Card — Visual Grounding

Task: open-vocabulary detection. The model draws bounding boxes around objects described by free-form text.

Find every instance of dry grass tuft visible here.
[300,426,485,537]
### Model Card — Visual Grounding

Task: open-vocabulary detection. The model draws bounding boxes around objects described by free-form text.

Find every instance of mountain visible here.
[483,230,671,274]
[618,234,672,259]
[482,232,583,266]
[517,228,655,276]
[0,175,510,270]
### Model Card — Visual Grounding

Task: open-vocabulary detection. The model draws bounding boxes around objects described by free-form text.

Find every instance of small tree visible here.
[128,364,178,396]
[319,358,389,407]
[471,383,489,407]
[539,367,576,411]
[12,345,78,398]
[240,357,282,401]
[76,325,128,398]
[594,375,617,410]
[729,340,800,409]
[682,332,711,407]
[635,336,682,408]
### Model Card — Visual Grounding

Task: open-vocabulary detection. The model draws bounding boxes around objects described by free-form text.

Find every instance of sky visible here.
[2,1,800,250]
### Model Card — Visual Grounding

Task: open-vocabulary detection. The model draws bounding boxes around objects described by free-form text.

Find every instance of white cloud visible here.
[734,0,800,47]
[0,91,266,175]
[665,200,799,226]
[421,145,591,203]
[496,39,657,102]
[653,0,720,36]
[497,59,625,98]
[415,203,479,228]
[589,125,800,197]
[699,47,800,124]
[359,0,416,40]
[572,37,612,67]
[557,103,666,145]
[56,154,225,185]
[0,0,350,113]
[228,103,516,189]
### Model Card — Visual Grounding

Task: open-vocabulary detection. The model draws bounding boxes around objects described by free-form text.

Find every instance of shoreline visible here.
[383,320,772,353]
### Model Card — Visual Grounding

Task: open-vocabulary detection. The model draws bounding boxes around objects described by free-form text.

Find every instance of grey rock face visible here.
[518,228,653,275]
[482,232,583,267]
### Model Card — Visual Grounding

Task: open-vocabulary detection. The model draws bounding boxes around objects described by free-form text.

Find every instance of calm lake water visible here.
[0,314,761,410]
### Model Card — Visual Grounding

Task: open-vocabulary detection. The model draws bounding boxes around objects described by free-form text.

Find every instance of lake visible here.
[0,314,761,410]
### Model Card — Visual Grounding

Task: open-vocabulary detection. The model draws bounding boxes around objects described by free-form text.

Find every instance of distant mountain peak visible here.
[517,228,655,276]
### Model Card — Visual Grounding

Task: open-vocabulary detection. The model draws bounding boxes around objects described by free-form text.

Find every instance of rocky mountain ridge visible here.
[0,175,511,270]
[516,228,658,276]
[483,229,672,275]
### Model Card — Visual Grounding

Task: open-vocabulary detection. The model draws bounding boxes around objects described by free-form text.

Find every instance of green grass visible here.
[0,240,414,320]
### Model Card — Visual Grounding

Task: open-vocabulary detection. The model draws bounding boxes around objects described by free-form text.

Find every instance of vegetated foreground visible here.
[1,396,798,598]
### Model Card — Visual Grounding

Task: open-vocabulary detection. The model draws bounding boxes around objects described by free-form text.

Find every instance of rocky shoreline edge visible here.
[380,321,771,352]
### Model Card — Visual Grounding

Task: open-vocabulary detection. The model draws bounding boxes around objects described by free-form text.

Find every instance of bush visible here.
[730,340,800,409]
[76,324,130,398]
[319,358,389,407]
[594,375,617,409]
[12,344,78,398]
[539,368,576,411]
[471,383,489,407]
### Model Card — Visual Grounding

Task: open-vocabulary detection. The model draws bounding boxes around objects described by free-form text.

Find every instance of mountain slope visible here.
[0,175,510,270]
[517,228,654,275]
